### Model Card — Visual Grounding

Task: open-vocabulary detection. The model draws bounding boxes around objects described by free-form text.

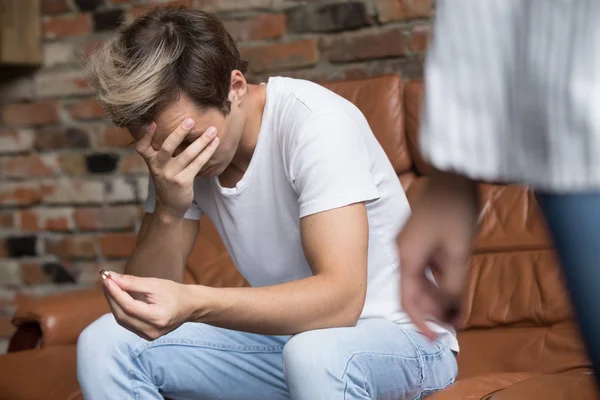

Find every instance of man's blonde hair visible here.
[87,6,248,131]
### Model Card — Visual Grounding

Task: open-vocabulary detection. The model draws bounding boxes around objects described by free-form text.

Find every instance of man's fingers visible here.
[178,136,220,181]
[103,277,154,321]
[156,118,195,163]
[170,126,218,173]
[102,285,154,340]
[135,122,157,159]
[108,272,152,294]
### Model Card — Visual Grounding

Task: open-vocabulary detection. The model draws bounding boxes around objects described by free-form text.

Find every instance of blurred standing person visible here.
[397,0,600,383]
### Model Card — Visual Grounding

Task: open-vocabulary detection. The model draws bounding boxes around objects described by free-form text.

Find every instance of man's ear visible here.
[229,70,247,106]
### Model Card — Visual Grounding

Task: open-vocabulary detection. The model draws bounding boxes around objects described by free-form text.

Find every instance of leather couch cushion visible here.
[462,250,570,329]
[404,80,432,175]
[456,323,590,380]
[321,75,413,174]
[185,216,248,287]
[489,370,599,400]
[426,372,537,400]
[0,345,81,400]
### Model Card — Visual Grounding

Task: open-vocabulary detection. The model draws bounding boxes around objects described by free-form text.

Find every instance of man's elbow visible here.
[337,284,367,327]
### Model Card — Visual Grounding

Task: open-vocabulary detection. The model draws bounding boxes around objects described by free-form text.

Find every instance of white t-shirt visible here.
[144,77,458,351]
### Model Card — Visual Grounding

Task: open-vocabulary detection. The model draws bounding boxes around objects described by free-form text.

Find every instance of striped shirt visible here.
[420,0,600,192]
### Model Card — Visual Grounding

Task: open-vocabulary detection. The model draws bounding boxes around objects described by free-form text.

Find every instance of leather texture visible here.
[0,75,597,399]
[11,287,108,348]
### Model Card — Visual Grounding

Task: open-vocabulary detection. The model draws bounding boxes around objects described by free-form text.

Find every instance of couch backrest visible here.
[185,74,590,378]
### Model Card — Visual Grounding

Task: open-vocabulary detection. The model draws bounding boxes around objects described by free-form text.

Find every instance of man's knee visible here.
[77,313,139,376]
[282,329,358,393]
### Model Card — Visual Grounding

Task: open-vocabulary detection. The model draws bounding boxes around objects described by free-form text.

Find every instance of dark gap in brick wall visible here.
[6,236,37,257]
[42,262,77,284]
[286,2,369,33]
[74,0,103,12]
[93,9,125,32]
[86,153,120,174]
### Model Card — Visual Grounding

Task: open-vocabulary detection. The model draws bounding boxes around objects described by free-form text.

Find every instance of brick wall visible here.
[0,0,433,351]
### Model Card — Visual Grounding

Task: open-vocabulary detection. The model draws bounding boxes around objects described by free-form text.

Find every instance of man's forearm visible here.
[125,212,185,282]
[187,275,365,335]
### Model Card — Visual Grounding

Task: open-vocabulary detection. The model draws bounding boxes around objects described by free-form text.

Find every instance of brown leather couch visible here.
[0,74,597,400]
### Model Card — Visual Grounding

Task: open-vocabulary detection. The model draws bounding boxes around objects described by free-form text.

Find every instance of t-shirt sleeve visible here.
[142,176,203,220]
[289,111,380,218]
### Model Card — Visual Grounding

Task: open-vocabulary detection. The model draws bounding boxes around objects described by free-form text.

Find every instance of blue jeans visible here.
[77,315,457,400]
[536,192,600,385]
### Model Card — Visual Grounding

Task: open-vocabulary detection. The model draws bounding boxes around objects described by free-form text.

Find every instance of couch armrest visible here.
[426,372,537,400]
[9,287,108,351]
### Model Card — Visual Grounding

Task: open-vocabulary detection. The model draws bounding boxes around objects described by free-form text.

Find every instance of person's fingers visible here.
[177,136,220,181]
[102,284,155,340]
[435,248,469,324]
[103,277,154,321]
[107,271,153,294]
[156,118,195,164]
[401,273,438,340]
[170,126,218,173]
[135,122,157,161]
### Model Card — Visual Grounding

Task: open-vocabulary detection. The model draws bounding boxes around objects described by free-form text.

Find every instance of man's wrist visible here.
[154,205,186,225]
[184,284,219,323]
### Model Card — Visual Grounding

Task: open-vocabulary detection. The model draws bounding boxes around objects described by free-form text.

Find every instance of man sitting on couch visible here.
[79,6,458,400]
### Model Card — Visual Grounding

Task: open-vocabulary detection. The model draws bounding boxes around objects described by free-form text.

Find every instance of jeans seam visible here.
[398,329,425,386]
[128,368,142,400]
[410,376,456,400]
[341,351,420,399]
[129,338,285,360]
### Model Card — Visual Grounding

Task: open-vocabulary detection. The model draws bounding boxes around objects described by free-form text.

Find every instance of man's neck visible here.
[229,83,267,173]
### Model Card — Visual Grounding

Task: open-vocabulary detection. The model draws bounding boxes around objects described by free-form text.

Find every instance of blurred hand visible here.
[397,171,479,339]
[101,271,196,341]
[136,119,219,218]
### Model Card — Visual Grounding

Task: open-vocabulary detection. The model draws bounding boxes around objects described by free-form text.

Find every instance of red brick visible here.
[41,0,71,15]
[35,70,93,98]
[99,233,137,258]
[40,208,74,231]
[68,99,105,120]
[3,155,57,179]
[21,263,50,285]
[0,183,41,206]
[194,0,272,12]
[1,101,59,126]
[43,13,91,39]
[376,0,434,23]
[131,0,193,18]
[120,152,147,174]
[75,205,142,231]
[104,126,133,148]
[45,236,97,259]
[0,212,15,229]
[80,39,106,60]
[0,238,7,258]
[0,315,15,338]
[242,39,318,73]
[58,153,87,176]
[42,180,103,205]
[0,130,35,154]
[321,27,406,63]
[409,24,431,52]
[35,127,90,150]
[19,210,39,232]
[224,14,286,42]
